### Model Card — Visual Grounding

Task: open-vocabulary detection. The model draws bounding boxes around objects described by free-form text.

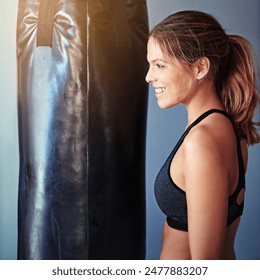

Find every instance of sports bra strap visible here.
[177,109,230,146]
[186,109,230,133]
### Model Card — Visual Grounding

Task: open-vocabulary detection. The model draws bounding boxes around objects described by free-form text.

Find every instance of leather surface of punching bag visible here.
[17,0,149,260]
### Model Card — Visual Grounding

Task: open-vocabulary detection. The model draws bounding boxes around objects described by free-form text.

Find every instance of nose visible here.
[145,67,154,84]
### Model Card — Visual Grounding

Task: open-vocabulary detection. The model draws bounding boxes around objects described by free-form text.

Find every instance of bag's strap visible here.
[36,0,56,47]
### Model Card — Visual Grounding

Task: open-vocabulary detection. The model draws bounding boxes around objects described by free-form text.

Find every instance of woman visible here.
[146,10,260,259]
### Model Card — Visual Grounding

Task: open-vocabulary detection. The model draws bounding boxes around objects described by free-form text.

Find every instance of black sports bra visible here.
[154,109,246,231]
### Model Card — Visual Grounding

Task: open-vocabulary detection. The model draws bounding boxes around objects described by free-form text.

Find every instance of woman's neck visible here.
[183,81,224,126]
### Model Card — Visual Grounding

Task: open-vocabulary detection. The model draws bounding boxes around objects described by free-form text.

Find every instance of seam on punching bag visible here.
[112,0,131,47]
[36,0,56,47]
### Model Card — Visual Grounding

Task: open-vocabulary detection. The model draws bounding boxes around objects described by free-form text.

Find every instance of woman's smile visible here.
[154,87,166,97]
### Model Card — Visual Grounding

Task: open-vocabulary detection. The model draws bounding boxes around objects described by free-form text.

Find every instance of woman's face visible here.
[146,37,196,109]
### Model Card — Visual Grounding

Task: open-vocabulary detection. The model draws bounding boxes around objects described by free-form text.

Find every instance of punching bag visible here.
[17,0,149,260]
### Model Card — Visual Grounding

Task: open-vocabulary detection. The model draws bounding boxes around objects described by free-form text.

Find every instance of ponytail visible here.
[219,35,260,145]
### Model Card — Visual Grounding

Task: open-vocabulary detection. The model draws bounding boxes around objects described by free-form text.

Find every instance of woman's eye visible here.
[155,63,164,69]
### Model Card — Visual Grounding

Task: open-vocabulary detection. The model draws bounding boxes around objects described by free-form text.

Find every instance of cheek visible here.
[167,71,183,87]
[176,73,194,90]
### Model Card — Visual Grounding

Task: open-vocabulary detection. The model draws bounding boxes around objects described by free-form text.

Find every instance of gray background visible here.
[0,0,259,260]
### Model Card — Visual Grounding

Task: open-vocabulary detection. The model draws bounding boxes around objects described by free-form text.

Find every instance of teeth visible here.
[155,88,165,94]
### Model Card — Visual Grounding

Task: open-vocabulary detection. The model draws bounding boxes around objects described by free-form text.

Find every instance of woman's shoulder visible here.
[181,114,235,194]
[182,113,237,164]
[185,112,236,148]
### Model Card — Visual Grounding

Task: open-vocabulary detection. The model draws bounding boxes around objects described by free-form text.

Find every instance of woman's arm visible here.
[184,125,230,259]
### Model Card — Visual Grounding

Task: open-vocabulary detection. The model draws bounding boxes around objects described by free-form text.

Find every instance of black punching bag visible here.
[17,0,149,260]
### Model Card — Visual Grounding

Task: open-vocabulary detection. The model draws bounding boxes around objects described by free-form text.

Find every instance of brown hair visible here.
[150,10,260,145]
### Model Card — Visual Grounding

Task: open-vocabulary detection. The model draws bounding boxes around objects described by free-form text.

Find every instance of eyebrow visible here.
[150,59,168,64]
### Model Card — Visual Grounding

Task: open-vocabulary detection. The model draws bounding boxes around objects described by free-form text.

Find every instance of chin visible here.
[157,100,177,109]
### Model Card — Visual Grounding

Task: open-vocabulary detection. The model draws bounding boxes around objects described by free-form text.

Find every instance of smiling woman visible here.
[146,38,199,108]
[146,10,259,260]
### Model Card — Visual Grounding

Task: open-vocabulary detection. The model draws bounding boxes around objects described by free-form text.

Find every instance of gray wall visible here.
[0,0,19,260]
[0,0,259,260]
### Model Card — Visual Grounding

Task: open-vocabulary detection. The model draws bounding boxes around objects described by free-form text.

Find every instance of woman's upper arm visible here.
[184,128,229,260]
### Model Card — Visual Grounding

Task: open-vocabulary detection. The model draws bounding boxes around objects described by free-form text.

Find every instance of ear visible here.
[194,57,210,80]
